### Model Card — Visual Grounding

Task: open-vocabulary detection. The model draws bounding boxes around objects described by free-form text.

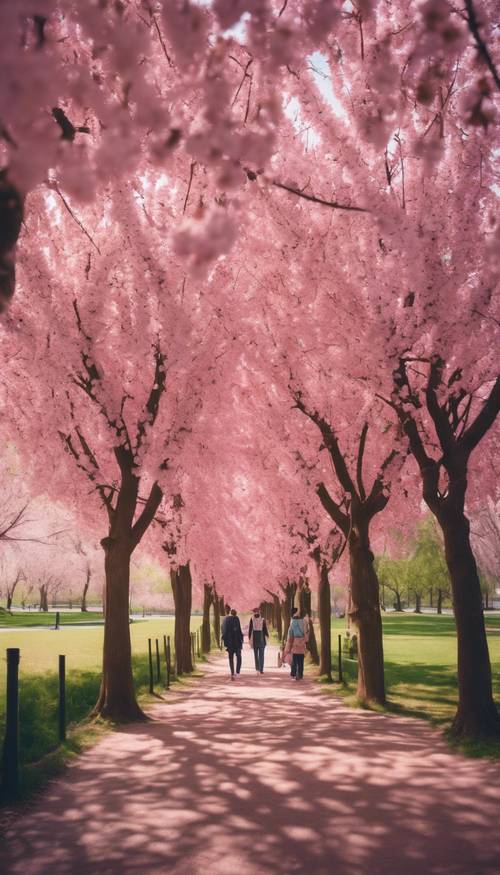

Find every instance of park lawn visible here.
[0,618,203,772]
[328,613,500,731]
[0,611,104,628]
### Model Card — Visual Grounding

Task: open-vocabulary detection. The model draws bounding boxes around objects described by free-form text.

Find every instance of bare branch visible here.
[316,482,350,536]
[464,0,500,90]
[461,375,500,456]
[131,482,163,549]
[273,181,369,213]
[356,422,369,501]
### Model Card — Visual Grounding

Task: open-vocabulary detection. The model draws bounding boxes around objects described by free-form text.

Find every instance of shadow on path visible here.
[3,647,500,875]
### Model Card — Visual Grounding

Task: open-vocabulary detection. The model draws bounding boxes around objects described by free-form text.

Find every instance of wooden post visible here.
[155,638,161,683]
[163,635,170,690]
[197,629,201,658]
[1,648,20,796]
[148,638,154,693]
[58,655,66,742]
[338,634,343,684]
[167,635,172,685]
[55,610,60,630]
[191,633,196,665]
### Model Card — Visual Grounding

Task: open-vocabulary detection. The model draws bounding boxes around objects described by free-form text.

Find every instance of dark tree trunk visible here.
[437,589,443,614]
[81,569,90,613]
[281,581,296,642]
[429,586,433,608]
[441,513,500,738]
[394,590,403,612]
[171,563,193,674]
[6,593,12,612]
[299,579,319,665]
[349,515,385,705]
[213,591,221,647]
[39,585,49,612]
[92,539,144,722]
[273,594,283,642]
[318,561,332,680]
[201,583,212,653]
[0,171,24,311]
[414,592,422,614]
[484,590,489,610]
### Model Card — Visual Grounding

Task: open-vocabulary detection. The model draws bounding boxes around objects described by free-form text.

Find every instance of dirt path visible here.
[3,646,500,875]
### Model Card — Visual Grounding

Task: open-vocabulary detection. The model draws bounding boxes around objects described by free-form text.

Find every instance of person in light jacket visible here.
[248,608,269,674]
[285,610,309,680]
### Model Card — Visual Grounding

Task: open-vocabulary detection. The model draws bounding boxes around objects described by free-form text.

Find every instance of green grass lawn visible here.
[0,618,203,777]
[0,611,104,627]
[328,613,500,733]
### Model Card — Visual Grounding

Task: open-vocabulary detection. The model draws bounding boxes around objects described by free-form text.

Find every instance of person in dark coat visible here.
[248,608,269,674]
[221,609,244,680]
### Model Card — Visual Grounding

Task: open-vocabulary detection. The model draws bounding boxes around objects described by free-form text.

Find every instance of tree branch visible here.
[464,0,500,90]
[131,482,163,549]
[356,422,369,500]
[292,390,356,495]
[461,376,500,456]
[316,482,350,536]
[273,180,369,213]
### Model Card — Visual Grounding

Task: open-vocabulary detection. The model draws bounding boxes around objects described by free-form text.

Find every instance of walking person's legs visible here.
[253,647,259,671]
[292,653,299,680]
[297,653,305,679]
[228,650,235,677]
[236,650,242,675]
[258,644,265,673]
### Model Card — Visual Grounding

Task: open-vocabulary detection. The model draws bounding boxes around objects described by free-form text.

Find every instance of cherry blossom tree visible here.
[1,179,229,718]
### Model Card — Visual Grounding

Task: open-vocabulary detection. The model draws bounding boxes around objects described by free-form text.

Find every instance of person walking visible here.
[285,610,309,681]
[221,608,243,680]
[248,608,269,674]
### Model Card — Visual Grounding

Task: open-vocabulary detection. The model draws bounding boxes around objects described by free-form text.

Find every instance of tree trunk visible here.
[281,581,296,642]
[201,583,212,653]
[349,516,385,705]
[299,580,319,665]
[213,591,221,648]
[273,594,283,642]
[92,540,144,722]
[484,590,489,610]
[437,589,443,614]
[39,585,49,612]
[6,593,12,612]
[429,586,433,608]
[441,513,500,738]
[318,561,332,680]
[395,591,403,612]
[171,563,193,674]
[414,592,422,614]
[81,568,90,612]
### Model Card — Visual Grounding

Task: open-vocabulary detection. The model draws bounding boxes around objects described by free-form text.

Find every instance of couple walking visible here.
[221,607,269,679]
[221,606,309,681]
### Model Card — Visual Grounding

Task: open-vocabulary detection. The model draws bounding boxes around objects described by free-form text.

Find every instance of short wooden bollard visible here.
[1,648,20,796]
[58,655,66,742]
[163,635,170,690]
[148,638,154,693]
[338,634,343,684]
[155,639,161,683]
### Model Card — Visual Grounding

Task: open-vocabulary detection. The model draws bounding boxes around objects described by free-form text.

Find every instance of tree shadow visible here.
[3,649,500,874]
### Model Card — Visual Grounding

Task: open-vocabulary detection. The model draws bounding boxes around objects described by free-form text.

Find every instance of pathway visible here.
[3,646,500,875]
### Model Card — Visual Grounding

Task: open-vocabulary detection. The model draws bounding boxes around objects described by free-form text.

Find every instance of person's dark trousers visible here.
[292,653,304,679]
[254,644,265,672]
[228,649,242,675]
